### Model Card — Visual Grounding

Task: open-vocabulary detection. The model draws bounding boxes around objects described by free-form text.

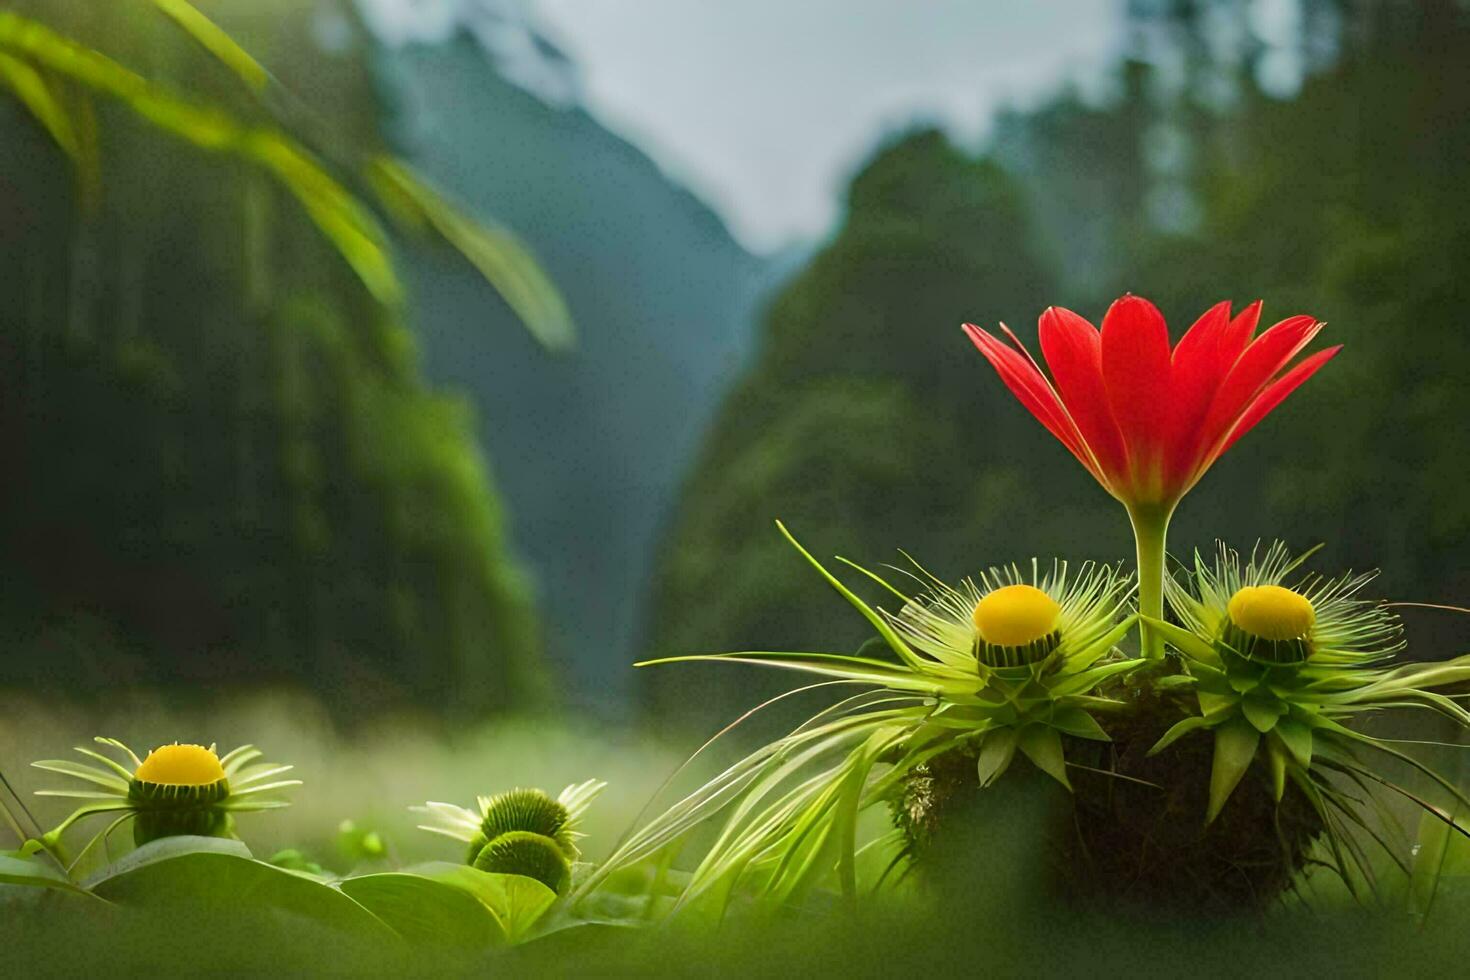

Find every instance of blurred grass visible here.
[0,692,686,868]
[4,691,1470,977]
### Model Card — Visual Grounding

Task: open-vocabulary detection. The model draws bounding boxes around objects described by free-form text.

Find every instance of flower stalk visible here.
[1127,503,1172,660]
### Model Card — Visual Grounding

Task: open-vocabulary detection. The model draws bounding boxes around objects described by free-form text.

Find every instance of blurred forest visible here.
[378,28,761,709]
[0,0,548,715]
[1,0,1466,730]
[0,0,761,719]
[644,0,1470,726]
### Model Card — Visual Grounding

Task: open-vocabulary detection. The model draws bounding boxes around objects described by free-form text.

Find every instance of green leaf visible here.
[634,650,971,695]
[340,872,504,948]
[1148,714,1210,756]
[89,836,395,941]
[0,50,79,159]
[148,0,269,92]
[1264,740,1287,802]
[1046,658,1146,697]
[1049,706,1109,741]
[368,158,575,352]
[84,834,250,884]
[1240,692,1286,733]
[774,522,931,674]
[1139,616,1218,662]
[975,728,1018,787]
[410,862,558,944]
[0,13,401,308]
[1207,718,1261,823]
[1017,725,1071,791]
[1274,717,1314,768]
[1226,667,1263,695]
[1410,804,1470,921]
[0,849,92,897]
[1197,689,1240,717]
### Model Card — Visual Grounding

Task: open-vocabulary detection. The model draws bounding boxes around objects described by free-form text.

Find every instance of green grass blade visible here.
[0,50,78,158]
[120,0,575,350]
[146,0,268,91]
[368,158,575,352]
[775,522,928,672]
[636,651,973,694]
[0,12,400,307]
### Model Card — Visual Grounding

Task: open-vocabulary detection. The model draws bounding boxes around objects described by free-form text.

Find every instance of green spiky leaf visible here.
[1274,717,1314,768]
[1048,706,1109,741]
[1148,714,1210,756]
[1206,718,1261,823]
[975,728,1018,787]
[1241,693,1286,733]
[1017,725,1070,791]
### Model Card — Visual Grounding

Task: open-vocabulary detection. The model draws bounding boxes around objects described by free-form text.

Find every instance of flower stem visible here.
[1128,503,1172,660]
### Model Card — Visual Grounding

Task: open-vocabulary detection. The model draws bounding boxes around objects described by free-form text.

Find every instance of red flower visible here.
[964,295,1340,510]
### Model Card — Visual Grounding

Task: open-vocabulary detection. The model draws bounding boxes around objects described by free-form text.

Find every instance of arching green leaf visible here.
[410,862,558,944]
[340,872,504,947]
[88,836,395,942]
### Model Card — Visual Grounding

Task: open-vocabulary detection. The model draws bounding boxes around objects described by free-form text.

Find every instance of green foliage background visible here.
[643,0,1470,727]
[0,0,544,714]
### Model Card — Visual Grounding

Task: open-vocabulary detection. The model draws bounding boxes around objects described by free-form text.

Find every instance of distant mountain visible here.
[368,23,766,711]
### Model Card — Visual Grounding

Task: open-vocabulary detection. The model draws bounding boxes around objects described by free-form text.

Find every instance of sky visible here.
[358,1,1125,253]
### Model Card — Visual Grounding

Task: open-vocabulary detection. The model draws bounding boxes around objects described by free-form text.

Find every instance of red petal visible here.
[1197,314,1321,451]
[1218,300,1261,371]
[1038,306,1127,483]
[1217,345,1341,454]
[1163,301,1232,483]
[1100,295,1172,482]
[964,323,1105,485]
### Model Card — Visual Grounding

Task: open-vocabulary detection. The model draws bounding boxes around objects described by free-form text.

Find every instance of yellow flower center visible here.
[1227,585,1316,642]
[134,744,226,786]
[972,584,1061,648]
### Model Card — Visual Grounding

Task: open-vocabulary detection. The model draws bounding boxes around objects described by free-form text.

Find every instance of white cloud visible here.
[361,0,1124,252]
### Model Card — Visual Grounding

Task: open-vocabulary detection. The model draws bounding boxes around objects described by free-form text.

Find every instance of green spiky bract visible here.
[475,789,571,861]
[473,830,573,894]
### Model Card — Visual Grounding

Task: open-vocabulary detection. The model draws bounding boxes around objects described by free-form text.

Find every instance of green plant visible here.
[579,524,1139,912]
[588,295,1470,920]
[31,739,298,865]
[416,780,606,893]
[1149,543,1470,882]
